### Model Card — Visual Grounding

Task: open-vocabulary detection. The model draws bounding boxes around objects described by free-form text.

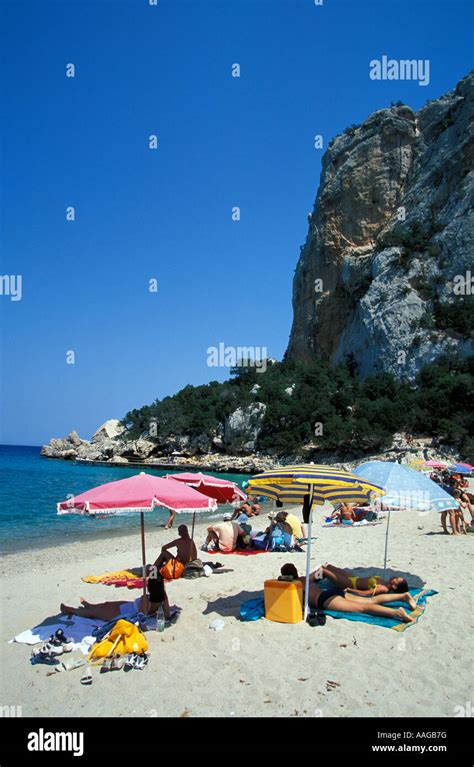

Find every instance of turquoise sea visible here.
[0,445,249,554]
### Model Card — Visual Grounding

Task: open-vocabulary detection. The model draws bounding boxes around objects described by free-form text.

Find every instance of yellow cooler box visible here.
[264,579,303,624]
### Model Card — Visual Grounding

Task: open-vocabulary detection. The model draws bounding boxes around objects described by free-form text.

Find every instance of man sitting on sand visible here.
[319,563,408,595]
[152,524,197,572]
[204,513,243,553]
[280,564,416,624]
[271,510,303,539]
[60,571,171,621]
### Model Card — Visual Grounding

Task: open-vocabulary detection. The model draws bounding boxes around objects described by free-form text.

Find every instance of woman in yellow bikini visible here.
[321,564,408,596]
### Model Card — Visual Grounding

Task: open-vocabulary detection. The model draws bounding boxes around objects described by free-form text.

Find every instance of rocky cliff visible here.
[287,72,474,378]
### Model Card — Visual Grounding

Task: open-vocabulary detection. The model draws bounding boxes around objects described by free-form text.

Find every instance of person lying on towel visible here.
[280,564,416,623]
[319,563,408,596]
[60,571,171,622]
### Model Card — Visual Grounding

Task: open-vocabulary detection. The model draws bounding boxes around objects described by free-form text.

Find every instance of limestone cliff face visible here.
[287,72,474,378]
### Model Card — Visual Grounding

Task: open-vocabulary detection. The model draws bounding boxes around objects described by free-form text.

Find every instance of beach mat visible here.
[82,570,146,589]
[11,604,182,654]
[239,588,437,631]
[211,548,269,556]
[323,520,383,528]
[322,588,438,631]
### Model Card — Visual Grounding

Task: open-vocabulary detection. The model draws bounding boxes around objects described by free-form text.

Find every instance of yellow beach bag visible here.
[88,619,148,663]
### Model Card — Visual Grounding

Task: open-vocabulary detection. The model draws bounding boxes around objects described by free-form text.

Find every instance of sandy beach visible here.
[1,505,472,719]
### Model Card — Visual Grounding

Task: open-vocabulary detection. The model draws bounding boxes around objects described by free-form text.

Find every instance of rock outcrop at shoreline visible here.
[287,71,474,378]
[41,422,461,474]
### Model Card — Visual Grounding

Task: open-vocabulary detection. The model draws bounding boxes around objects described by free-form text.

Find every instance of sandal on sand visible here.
[124,652,148,671]
[47,658,85,676]
[100,657,113,673]
[80,667,93,685]
[110,654,124,671]
[134,653,149,670]
[49,629,74,653]
[32,642,64,658]
[123,653,136,671]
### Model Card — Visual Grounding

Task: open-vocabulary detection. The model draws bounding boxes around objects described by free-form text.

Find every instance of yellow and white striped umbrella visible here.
[247,464,385,505]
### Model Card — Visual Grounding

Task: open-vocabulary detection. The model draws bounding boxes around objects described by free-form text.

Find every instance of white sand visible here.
[0,507,472,718]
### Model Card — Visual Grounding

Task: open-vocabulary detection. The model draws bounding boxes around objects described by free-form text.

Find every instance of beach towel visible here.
[321,588,438,631]
[11,614,102,655]
[240,597,265,621]
[82,570,146,589]
[237,589,437,631]
[323,519,382,528]
[209,548,269,556]
[11,605,182,654]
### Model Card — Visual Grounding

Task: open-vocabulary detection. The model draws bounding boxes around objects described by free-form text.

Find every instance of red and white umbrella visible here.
[165,471,246,536]
[58,472,217,595]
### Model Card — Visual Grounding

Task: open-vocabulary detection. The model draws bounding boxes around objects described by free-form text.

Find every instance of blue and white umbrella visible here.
[449,463,473,474]
[354,461,458,576]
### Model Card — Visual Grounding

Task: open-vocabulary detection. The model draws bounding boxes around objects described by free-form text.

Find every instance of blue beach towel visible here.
[239,588,437,630]
[240,597,265,621]
[321,587,438,631]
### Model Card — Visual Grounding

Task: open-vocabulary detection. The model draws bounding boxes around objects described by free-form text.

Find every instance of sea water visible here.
[0,445,249,554]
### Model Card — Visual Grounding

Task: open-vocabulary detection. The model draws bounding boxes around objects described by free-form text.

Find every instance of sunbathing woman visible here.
[280,564,416,623]
[317,563,408,595]
[60,573,171,621]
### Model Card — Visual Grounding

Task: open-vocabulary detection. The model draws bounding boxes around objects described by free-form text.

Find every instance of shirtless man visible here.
[152,525,197,572]
[280,564,416,624]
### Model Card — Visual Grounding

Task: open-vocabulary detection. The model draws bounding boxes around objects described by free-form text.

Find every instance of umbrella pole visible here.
[383,509,391,580]
[140,512,147,599]
[303,485,315,620]
[191,511,196,540]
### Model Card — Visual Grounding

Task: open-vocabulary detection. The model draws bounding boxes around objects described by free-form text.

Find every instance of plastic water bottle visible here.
[157,606,165,633]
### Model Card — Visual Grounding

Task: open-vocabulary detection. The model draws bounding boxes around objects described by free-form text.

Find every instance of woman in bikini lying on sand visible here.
[320,563,408,596]
[281,564,417,623]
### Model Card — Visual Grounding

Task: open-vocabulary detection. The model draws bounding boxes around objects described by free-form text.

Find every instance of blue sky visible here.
[1,0,472,446]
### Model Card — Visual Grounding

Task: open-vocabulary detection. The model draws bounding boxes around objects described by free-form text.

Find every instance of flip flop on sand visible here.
[80,667,93,685]
[47,658,86,676]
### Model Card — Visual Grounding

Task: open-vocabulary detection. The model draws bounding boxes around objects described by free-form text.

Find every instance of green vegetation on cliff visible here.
[121,355,474,460]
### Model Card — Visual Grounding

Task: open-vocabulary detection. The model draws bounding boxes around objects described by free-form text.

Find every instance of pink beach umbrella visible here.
[165,472,246,536]
[57,472,217,595]
[423,460,448,469]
